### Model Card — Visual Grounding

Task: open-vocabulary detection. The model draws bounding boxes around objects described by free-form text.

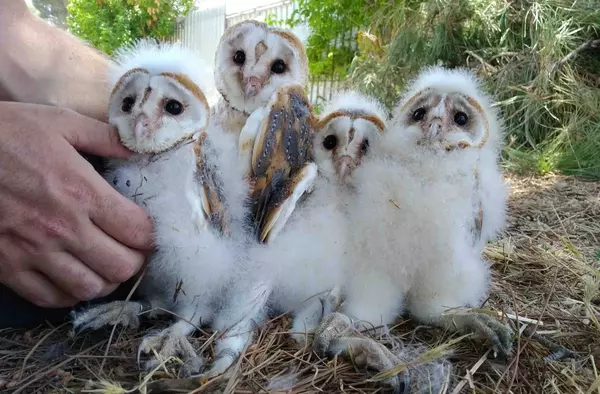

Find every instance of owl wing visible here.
[189,131,229,235]
[238,106,270,179]
[248,85,317,243]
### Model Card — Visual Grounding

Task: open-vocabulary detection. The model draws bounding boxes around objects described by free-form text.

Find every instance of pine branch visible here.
[552,38,600,74]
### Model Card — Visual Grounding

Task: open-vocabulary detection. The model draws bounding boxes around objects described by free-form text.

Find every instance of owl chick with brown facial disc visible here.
[312,67,512,389]
[315,90,388,185]
[212,20,309,135]
[70,39,251,377]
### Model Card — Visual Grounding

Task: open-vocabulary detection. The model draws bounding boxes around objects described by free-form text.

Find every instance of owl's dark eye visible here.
[271,59,286,74]
[165,100,183,115]
[121,96,135,113]
[454,111,468,126]
[412,107,426,121]
[361,138,370,154]
[323,134,337,150]
[233,50,245,65]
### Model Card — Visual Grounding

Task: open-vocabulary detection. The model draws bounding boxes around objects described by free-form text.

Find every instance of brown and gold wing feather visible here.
[192,131,229,235]
[247,85,317,243]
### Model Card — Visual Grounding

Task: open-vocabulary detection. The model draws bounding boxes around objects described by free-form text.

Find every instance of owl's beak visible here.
[427,118,444,140]
[243,76,264,98]
[426,95,447,140]
[337,155,355,181]
[133,114,151,140]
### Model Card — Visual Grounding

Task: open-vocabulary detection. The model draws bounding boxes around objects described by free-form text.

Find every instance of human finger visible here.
[41,106,133,159]
[69,220,147,284]
[6,270,79,308]
[36,251,118,301]
[89,182,155,251]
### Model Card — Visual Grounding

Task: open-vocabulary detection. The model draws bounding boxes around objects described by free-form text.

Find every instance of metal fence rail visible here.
[226,0,295,28]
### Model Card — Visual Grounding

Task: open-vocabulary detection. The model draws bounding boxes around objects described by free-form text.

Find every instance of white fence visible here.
[172,4,226,72]
[225,0,295,28]
[172,0,342,107]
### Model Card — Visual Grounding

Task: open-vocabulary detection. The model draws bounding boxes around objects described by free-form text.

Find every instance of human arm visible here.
[0,102,154,307]
[0,0,111,122]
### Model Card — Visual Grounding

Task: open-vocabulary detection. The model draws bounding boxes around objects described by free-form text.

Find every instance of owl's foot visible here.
[291,286,342,346]
[196,348,240,380]
[71,300,151,332]
[312,312,409,394]
[441,312,514,357]
[137,326,204,377]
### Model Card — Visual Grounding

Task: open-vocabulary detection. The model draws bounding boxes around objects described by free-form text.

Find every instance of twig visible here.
[521,325,577,363]
[450,348,491,394]
[552,38,600,74]
[494,267,559,391]
[506,290,522,392]
[99,264,148,373]
[19,323,67,379]
[13,341,104,393]
[465,50,498,73]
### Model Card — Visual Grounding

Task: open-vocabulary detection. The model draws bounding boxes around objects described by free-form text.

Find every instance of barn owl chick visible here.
[391,66,508,250]
[315,90,388,184]
[212,20,309,135]
[70,39,250,377]
[314,66,513,383]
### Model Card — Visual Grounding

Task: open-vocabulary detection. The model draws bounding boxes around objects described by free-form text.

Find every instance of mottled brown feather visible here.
[193,132,229,235]
[248,85,316,242]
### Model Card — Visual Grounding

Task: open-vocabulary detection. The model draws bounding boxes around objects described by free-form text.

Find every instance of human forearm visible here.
[0,1,111,122]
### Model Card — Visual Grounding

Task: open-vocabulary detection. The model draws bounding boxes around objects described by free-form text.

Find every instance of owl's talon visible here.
[312,312,409,393]
[71,301,144,332]
[321,285,343,316]
[442,312,514,357]
[137,326,203,377]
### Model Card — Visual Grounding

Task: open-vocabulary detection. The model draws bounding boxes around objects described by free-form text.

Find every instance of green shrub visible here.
[67,0,195,55]
[277,0,600,178]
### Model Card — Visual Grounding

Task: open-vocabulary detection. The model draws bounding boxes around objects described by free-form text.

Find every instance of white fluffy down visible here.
[321,90,389,122]
[109,38,218,104]
[342,132,490,326]
[104,124,250,324]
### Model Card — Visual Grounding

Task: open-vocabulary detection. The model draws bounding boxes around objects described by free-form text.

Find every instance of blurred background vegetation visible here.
[278,0,600,178]
[27,0,195,55]
[27,0,600,179]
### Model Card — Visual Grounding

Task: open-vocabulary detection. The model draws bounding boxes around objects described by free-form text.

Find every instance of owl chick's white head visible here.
[390,66,503,152]
[108,39,214,154]
[315,91,388,182]
[214,20,309,116]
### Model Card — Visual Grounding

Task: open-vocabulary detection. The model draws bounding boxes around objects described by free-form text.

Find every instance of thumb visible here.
[60,110,132,159]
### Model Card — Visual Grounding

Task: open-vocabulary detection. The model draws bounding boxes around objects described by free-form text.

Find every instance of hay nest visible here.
[1,174,599,393]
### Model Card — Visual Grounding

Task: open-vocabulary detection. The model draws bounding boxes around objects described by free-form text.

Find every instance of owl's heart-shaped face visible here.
[315,113,385,182]
[399,90,487,151]
[109,69,209,154]
[314,91,388,183]
[215,20,308,115]
[390,67,499,153]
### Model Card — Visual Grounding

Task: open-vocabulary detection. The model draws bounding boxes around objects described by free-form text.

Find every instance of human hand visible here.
[0,102,154,308]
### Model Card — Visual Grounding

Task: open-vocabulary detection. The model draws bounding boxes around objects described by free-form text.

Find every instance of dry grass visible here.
[1,174,599,393]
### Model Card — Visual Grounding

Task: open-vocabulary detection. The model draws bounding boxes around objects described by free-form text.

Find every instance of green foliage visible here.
[274,0,600,177]
[278,0,382,77]
[67,0,194,55]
